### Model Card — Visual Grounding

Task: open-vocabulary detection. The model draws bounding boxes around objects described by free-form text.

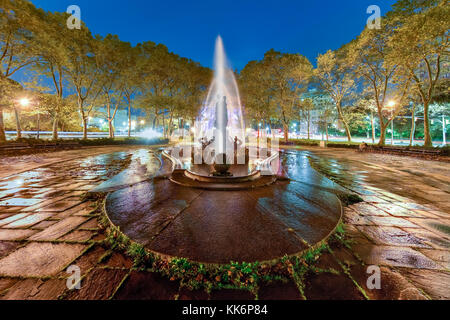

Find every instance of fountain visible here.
[99,36,344,264]
[196,36,245,155]
[165,36,279,189]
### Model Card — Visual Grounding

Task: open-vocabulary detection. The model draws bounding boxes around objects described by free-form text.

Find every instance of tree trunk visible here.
[180,118,184,138]
[307,112,310,140]
[268,119,275,140]
[14,106,22,139]
[0,106,6,142]
[109,120,114,138]
[107,104,114,139]
[162,113,166,138]
[36,113,40,140]
[168,112,174,137]
[336,101,351,142]
[343,121,352,142]
[79,98,88,140]
[371,111,375,144]
[325,122,329,142]
[128,101,131,138]
[378,122,387,146]
[52,114,59,140]
[409,104,416,146]
[423,101,432,147]
[82,116,88,140]
[283,123,289,143]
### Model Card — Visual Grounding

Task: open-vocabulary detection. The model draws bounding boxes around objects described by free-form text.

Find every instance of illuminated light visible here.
[137,128,163,139]
[19,98,30,107]
[387,100,396,108]
[140,120,145,125]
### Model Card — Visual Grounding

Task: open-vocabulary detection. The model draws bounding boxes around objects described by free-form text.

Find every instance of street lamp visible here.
[387,100,396,145]
[14,97,32,139]
[19,98,30,107]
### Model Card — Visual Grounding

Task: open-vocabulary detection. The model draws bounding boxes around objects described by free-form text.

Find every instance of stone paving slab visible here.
[401,269,450,300]
[0,242,86,277]
[29,216,89,241]
[0,229,37,240]
[64,268,128,300]
[113,271,179,300]
[356,226,431,248]
[4,213,54,229]
[0,213,29,227]
[352,244,442,270]
[0,278,68,300]
[0,242,20,259]
[331,247,427,300]
[418,249,450,270]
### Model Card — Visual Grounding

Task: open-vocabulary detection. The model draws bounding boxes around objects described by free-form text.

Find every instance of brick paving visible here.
[0,146,448,300]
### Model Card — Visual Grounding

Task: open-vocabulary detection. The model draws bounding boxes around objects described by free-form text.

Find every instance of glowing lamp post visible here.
[14,97,31,139]
[19,98,30,107]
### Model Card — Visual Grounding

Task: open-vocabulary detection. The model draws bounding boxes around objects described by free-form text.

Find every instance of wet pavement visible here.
[0,146,448,299]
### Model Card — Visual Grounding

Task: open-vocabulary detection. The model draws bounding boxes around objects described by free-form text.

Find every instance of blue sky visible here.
[31,0,397,70]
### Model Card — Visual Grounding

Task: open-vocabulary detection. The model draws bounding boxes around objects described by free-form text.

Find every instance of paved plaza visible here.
[0,146,448,300]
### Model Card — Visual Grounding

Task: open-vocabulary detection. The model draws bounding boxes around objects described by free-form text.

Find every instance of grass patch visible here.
[97,193,350,297]
[285,139,362,149]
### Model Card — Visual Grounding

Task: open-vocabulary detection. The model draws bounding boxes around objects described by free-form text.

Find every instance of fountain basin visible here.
[102,150,344,264]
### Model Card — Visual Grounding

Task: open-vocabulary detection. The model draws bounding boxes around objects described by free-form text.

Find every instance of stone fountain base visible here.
[102,150,343,264]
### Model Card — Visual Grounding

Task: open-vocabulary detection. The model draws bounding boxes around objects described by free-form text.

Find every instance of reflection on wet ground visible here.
[90,149,162,193]
[307,149,450,212]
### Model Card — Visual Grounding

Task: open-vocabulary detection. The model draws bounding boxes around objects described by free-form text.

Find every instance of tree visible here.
[0,0,40,79]
[0,77,23,139]
[64,20,102,139]
[315,49,354,142]
[350,18,412,146]
[312,90,335,141]
[0,0,41,141]
[96,35,131,138]
[298,98,315,140]
[241,50,312,143]
[240,60,276,136]
[388,0,449,146]
[32,11,73,140]
[121,46,140,137]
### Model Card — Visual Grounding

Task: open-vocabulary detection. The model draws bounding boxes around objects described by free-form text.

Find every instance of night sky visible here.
[31,0,397,69]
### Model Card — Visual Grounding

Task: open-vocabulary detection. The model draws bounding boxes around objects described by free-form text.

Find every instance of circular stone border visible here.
[102,185,343,266]
[101,195,343,267]
[101,148,344,266]
[100,194,344,295]
[102,198,344,275]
